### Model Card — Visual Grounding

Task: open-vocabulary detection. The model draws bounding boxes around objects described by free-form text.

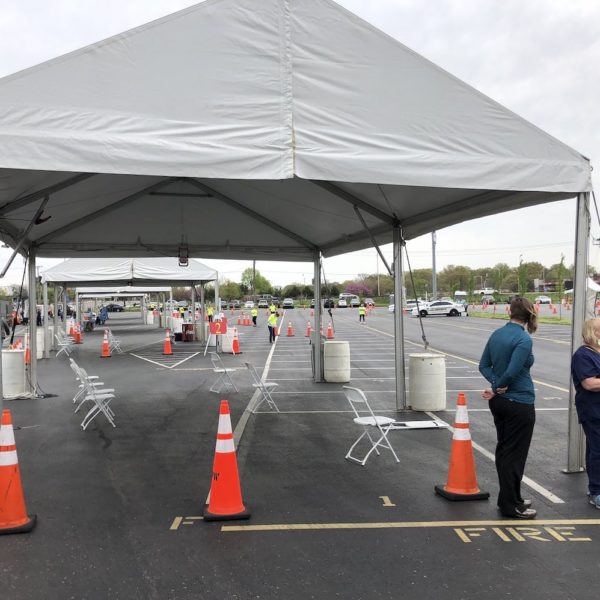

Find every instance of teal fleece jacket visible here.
[478,322,535,404]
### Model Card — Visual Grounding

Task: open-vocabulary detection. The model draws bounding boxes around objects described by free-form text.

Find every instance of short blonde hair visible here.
[582,318,600,347]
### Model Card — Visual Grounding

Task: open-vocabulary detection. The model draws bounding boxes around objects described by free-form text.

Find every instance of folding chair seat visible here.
[245,363,279,413]
[209,352,238,393]
[343,386,399,466]
[69,358,110,408]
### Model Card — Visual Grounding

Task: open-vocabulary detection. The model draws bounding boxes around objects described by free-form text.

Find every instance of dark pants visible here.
[252,316,257,326]
[208,315,213,322]
[268,325,276,343]
[582,419,600,495]
[489,395,536,515]
[359,314,365,322]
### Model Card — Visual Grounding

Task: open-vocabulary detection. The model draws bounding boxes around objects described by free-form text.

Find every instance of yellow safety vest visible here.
[207,307,214,316]
[251,308,258,317]
[359,306,366,315]
[268,313,277,327]
[269,304,277,313]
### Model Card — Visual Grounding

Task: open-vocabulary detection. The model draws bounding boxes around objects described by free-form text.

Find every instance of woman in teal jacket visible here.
[479,297,538,519]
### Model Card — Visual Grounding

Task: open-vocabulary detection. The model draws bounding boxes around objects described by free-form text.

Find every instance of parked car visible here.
[324,298,336,309]
[535,295,552,304]
[106,303,124,312]
[257,298,269,308]
[412,300,465,317]
[282,298,294,309]
[229,299,241,309]
[244,300,255,309]
[338,298,347,308]
[350,297,360,307]
[481,295,496,305]
[271,297,281,307]
[364,298,375,307]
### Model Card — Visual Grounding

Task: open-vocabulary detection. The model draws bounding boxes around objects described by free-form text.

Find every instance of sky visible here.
[0,0,598,288]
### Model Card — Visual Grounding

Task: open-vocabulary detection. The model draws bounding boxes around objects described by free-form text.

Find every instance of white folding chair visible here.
[209,352,238,393]
[343,386,400,465]
[245,362,279,413]
[108,329,124,354]
[55,331,74,357]
[69,359,116,429]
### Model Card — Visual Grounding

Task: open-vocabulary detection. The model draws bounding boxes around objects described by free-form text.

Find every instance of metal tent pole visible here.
[53,284,58,351]
[313,251,323,382]
[393,227,407,410]
[28,248,38,395]
[43,281,49,359]
[565,192,590,473]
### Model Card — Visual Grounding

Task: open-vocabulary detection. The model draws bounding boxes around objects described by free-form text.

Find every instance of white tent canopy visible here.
[0,0,590,261]
[0,0,593,470]
[41,258,218,286]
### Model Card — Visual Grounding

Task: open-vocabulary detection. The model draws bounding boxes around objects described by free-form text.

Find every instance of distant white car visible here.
[535,295,552,304]
[244,301,255,309]
[338,298,347,308]
[282,298,294,309]
[412,300,465,317]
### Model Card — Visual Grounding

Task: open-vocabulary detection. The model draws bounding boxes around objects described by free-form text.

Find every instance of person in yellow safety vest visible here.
[269,303,277,314]
[251,307,258,327]
[359,303,366,323]
[268,311,277,343]
[207,305,214,323]
[179,306,185,316]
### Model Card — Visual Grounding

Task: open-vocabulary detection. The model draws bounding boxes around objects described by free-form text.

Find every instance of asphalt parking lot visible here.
[2,308,599,599]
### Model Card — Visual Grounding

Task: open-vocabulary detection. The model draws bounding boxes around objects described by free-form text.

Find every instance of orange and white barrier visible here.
[435,392,489,501]
[326,322,334,339]
[163,328,173,355]
[0,409,36,535]
[203,400,250,521]
[232,328,240,354]
[305,322,311,337]
[101,329,111,358]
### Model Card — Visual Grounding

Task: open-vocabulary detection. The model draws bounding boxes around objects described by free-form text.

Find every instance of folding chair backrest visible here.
[69,358,81,379]
[343,386,376,420]
[210,352,223,370]
[245,363,261,385]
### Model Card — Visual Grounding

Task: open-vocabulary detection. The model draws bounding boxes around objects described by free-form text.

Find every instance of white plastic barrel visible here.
[323,341,351,383]
[2,349,26,398]
[146,311,154,325]
[172,317,183,334]
[409,353,446,411]
[221,332,233,353]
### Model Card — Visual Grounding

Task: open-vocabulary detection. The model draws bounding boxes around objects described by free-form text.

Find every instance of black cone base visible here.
[435,485,490,502]
[203,504,251,522]
[0,514,37,535]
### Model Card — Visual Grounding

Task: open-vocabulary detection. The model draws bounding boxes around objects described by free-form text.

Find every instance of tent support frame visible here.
[393,226,407,410]
[565,191,590,473]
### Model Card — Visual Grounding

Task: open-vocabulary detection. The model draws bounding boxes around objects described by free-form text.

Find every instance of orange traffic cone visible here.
[287,322,294,337]
[163,328,173,355]
[24,332,30,366]
[237,315,241,326]
[327,322,334,339]
[274,325,279,337]
[435,393,489,501]
[203,400,250,521]
[101,329,111,358]
[74,322,82,344]
[232,328,240,354]
[305,322,311,337]
[69,319,75,337]
[0,409,36,535]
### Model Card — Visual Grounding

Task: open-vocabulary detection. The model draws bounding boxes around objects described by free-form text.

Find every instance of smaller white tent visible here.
[41,257,217,286]
[565,278,600,319]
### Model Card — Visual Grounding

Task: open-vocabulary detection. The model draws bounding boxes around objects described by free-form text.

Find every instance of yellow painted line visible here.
[221,519,600,532]
[361,324,569,393]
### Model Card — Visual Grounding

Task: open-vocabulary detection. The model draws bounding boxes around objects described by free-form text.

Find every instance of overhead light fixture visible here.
[178,245,189,267]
